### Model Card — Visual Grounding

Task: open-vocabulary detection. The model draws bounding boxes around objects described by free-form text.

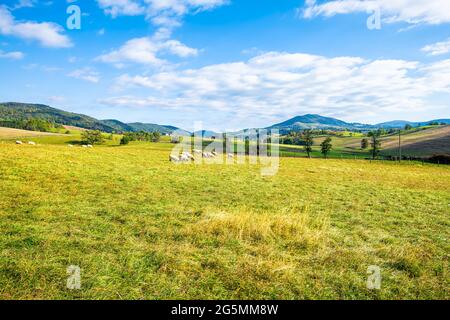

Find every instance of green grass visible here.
[0,139,449,300]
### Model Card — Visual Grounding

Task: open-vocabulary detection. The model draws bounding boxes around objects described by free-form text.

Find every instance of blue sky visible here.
[0,0,449,131]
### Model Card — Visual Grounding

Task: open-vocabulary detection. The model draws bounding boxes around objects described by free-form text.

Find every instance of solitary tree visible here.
[302,130,314,158]
[404,124,413,130]
[368,131,381,159]
[82,130,104,145]
[151,132,161,142]
[320,137,333,158]
[120,135,131,145]
[361,138,369,150]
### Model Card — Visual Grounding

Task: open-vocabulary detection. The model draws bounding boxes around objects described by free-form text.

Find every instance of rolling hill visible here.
[0,102,114,132]
[127,123,179,135]
[268,114,371,131]
[313,125,450,157]
[376,119,450,129]
[268,114,450,132]
[0,102,182,134]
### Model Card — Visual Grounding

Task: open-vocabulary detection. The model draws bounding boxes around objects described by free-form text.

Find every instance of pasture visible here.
[0,139,448,299]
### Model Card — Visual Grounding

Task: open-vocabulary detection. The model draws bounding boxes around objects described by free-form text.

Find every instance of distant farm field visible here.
[0,127,61,139]
[0,141,448,299]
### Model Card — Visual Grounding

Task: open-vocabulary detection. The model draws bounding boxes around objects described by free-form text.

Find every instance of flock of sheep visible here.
[15,140,94,148]
[15,140,36,145]
[170,149,234,162]
[70,144,93,148]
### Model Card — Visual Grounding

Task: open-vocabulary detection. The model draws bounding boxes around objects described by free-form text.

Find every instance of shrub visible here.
[81,130,104,145]
[120,135,131,145]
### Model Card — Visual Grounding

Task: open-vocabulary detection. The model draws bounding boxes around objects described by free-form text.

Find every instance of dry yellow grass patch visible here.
[0,127,60,139]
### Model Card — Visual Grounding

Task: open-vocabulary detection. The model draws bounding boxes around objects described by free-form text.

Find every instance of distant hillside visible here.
[192,130,221,138]
[376,119,450,129]
[381,125,450,157]
[100,119,135,132]
[127,123,179,135]
[0,102,115,132]
[267,114,450,132]
[328,125,450,157]
[268,114,371,131]
[0,102,182,134]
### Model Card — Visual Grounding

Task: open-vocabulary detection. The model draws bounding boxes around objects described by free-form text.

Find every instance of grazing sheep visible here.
[170,155,180,162]
[68,144,74,147]
[228,153,234,158]
[28,141,36,145]
[193,149,202,155]
[179,154,190,162]
[87,144,93,148]
[182,152,195,160]
[82,145,88,148]
[202,152,215,158]
[15,141,23,145]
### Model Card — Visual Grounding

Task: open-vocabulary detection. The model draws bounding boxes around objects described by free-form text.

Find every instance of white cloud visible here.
[68,68,100,83]
[145,0,228,27]
[422,38,450,56]
[0,6,72,48]
[105,52,450,128]
[301,0,450,25]
[96,0,145,18]
[96,36,198,67]
[97,0,228,26]
[0,50,24,59]
[13,0,36,10]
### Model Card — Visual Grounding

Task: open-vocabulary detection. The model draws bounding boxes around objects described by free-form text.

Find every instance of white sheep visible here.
[68,144,74,147]
[87,144,93,148]
[28,141,36,145]
[182,152,195,160]
[193,149,202,155]
[15,141,23,145]
[82,145,88,148]
[170,155,180,162]
[228,153,234,158]
[179,154,190,162]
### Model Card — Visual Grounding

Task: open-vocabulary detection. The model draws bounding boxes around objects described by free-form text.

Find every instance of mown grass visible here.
[0,141,449,299]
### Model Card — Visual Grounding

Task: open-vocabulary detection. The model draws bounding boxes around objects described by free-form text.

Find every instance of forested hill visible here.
[0,102,180,134]
[0,102,114,132]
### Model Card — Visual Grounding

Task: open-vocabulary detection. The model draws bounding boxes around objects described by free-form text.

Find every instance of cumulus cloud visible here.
[103,52,450,128]
[422,38,450,56]
[301,0,450,25]
[96,36,198,67]
[68,68,100,83]
[0,6,72,48]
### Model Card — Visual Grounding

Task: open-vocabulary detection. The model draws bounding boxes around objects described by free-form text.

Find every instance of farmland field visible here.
[0,140,448,299]
[0,127,61,139]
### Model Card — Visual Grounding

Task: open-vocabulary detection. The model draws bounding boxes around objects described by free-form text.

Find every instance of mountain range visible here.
[0,102,449,134]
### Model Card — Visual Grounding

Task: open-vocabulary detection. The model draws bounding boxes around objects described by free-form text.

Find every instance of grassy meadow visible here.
[0,135,449,300]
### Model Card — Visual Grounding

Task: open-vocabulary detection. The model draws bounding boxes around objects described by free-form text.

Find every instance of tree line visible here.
[0,119,63,132]
[120,131,161,145]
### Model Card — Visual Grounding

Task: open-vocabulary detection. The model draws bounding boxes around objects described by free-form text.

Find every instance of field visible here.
[0,137,449,299]
[0,127,61,139]
[311,125,450,158]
